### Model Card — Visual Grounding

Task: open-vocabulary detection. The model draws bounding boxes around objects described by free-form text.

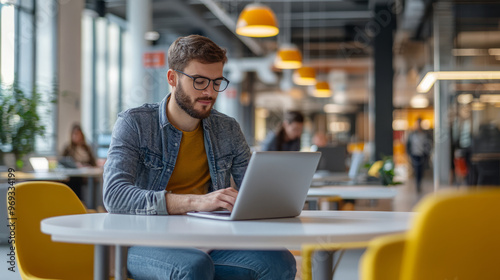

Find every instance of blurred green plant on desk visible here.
[366,156,402,186]
[0,82,56,169]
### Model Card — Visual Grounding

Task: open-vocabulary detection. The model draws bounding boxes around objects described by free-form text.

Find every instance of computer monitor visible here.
[348,152,365,179]
[316,145,347,173]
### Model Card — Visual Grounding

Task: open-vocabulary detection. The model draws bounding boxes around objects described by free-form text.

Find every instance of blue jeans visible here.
[127,246,297,280]
[411,155,425,192]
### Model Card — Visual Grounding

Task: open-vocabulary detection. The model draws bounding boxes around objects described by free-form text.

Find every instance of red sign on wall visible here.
[225,87,237,99]
[143,51,166,68]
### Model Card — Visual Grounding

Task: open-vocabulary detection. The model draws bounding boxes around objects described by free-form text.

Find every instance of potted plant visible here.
[0,82,53,169]
[366,156,402,186]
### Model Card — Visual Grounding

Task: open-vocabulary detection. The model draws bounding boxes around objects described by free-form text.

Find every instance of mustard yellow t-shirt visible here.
[166,123,210,194]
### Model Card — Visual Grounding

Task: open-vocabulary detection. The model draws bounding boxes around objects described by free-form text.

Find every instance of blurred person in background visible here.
[61,124,97,199]
[406,118,432,193]
[261,110,304,151]
[311,131,328,151]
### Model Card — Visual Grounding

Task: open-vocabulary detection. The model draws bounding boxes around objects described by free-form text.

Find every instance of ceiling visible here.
[97,0,387,61]
[89,0,500,110]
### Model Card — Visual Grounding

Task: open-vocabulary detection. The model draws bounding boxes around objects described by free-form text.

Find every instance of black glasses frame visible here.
[174,70,230,92]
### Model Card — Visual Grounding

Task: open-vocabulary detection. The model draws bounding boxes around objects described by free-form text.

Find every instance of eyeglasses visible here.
[174,70,230,92]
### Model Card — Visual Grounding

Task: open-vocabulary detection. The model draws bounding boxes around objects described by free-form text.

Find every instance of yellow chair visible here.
[361,188,500,280]
[302,188,500,280]
[9,181,95,280]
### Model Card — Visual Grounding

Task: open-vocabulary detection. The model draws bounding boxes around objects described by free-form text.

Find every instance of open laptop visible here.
[187,151,321,221]
[28,157,49,172]
[311,151,372,187]
[58,156,78,169]
[316,145,347,173]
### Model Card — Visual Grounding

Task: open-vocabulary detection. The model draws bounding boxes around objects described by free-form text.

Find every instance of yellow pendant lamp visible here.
[236,3,279,38]
[274,0,302,70]
[293,67,316,85]
[275,45,302,69]
[293,1,316,85]
[313,81,332,98]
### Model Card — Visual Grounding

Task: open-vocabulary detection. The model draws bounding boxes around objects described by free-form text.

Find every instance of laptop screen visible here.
[29,157,49,172]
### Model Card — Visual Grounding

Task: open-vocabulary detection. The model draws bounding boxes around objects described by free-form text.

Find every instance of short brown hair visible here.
[167,35,227,71]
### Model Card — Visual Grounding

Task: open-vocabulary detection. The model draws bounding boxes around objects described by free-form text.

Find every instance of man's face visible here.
[173,60,223,119]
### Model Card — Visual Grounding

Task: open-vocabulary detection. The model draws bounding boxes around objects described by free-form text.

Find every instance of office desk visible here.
[308,186,399,200]
[59,167,104,209]
[41,211,415,280]
[0,167,103,208]
[57,167,103,178]
[0,171,69,182]
[306,186,399,210]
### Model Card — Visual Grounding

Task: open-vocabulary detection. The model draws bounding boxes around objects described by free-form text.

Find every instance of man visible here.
[406,118,432,193]
[103,35,296,280]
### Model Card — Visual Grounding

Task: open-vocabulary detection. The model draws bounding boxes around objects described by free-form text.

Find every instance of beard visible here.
[174,82,214,119]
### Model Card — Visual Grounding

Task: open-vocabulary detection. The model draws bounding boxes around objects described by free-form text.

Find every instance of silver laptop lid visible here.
[192,151,320,220]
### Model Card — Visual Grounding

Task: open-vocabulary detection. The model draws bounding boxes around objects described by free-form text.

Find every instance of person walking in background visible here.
[261,110,304,151]
[61,124,97,199]
[406,118,432,193]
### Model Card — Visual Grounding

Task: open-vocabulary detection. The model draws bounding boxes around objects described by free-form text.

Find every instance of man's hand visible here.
[166,188,238,215]
[193,188,239,212]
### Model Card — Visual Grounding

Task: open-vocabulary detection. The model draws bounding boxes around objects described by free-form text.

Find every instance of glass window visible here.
[1,1,57,155]
[81,12,129,157]
[108,22,120,130]
[17,2,34,94]
[35,0,57,154]
[1,4,15,86]
[95,17,107,138]
[81,12,94,138]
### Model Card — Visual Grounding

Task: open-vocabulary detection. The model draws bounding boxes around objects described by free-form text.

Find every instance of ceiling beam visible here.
[165,0,234,49]
[198,0,265,56]
[283,10,373,20]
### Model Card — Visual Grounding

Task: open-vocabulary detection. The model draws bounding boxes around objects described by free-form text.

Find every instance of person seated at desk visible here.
[103,35,296,280]
[61,124,97,199]
[261,110,304,151]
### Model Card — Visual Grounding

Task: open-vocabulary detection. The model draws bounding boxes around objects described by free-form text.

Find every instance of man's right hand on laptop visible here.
[166,187,238,215]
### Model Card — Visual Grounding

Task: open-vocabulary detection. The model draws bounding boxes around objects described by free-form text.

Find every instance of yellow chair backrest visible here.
[401,188,500,280]
[8,181,94,280]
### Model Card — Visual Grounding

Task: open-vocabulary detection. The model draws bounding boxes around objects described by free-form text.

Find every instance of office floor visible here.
[0,175,435,280]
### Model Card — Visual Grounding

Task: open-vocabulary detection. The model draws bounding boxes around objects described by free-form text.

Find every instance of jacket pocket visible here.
[143,151,164,170]
[140,149,164,188]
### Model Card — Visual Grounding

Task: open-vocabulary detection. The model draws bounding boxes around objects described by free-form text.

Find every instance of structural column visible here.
[58,0,84,153]
[126,0,153,108]
[433,1,454,189]
[372,4,396,160]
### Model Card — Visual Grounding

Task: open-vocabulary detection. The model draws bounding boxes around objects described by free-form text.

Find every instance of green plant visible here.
[0,83,54,168]
[366,156,402,186]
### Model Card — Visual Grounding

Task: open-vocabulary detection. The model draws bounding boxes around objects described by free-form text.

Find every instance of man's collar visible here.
[159,94,171,128]
[159,93,212,130]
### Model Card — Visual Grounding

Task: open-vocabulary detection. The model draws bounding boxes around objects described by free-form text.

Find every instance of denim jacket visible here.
[103,95,251,215]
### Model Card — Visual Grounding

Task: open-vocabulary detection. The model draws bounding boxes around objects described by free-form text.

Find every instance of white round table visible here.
[42,210,415,280]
